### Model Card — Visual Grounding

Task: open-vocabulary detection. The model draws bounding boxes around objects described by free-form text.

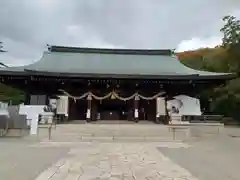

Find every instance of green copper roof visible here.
[0,46,235,80]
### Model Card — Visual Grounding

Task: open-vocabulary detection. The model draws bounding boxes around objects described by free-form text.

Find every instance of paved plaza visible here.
[34,142,193,180]
[0,125,240,180]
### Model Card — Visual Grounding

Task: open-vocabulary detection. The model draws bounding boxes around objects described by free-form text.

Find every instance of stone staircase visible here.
[36,123,189,142]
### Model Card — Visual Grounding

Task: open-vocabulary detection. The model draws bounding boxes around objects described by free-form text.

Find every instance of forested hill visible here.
[177,46,240,122]
[176,47,231,72]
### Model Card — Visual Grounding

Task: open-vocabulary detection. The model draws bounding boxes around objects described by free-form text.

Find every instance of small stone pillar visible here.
[86,94,92,122]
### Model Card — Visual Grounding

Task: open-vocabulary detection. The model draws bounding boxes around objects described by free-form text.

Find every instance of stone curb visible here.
[39,136,183,143]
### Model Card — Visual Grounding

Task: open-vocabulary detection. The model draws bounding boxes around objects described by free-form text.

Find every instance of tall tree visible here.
[0,42,8,67]
[221,15,240,48]
[220,15,240,72]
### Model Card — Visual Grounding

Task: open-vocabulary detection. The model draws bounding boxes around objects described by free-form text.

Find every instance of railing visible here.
[182,115,223,123]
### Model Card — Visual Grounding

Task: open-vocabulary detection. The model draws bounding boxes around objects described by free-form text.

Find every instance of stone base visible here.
[0,129,29,137]
[156,117,160,124]
[134,118,139,123]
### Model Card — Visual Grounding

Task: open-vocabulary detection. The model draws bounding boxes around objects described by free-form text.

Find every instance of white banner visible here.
[134,109,139,118]
[156,97,166,115]
[86,109,91,119]
[56,96,69,116]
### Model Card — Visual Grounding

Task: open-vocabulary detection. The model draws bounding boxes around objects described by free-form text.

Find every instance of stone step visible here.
[36,124,190,142]
[40,136,182,142]
[34,123,225,142]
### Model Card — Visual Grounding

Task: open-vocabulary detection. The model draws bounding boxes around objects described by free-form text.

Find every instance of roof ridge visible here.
[48,45,174,56]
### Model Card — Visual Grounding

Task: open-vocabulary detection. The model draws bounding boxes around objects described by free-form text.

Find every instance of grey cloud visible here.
[0,0,240,66]
[70,0,240,47]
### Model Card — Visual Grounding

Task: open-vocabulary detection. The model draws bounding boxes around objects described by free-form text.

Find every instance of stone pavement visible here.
[34,142,197,180]
[1,125,239,180]
[0,139,69,180]
[159,134,240,180]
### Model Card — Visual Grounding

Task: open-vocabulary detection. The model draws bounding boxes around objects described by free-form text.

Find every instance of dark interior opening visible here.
[68,99,87,120]
[97,99,130,120]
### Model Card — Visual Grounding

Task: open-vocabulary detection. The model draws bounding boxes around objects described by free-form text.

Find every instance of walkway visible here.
[1,126,240,180]
[34,142,195,180]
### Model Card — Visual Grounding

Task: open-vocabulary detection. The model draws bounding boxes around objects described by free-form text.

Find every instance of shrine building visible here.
[0,45,235,123]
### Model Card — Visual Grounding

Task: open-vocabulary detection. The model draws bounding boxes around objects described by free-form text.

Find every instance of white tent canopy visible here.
[167,95,202,116]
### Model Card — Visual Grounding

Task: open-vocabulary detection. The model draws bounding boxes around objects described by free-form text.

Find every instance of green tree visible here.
[0,42,8,67]
[178,15,240,122]
[221,15,240,48]
[220,15,240,72]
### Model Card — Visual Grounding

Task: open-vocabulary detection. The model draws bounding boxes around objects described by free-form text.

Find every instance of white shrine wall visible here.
[19,105,46,135]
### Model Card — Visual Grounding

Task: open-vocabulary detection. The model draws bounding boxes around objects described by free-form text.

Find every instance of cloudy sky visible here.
[0,0,240,66]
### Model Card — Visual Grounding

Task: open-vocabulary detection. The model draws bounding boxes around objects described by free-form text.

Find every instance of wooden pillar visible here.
[91,100,97,121]
[134,95,139,122]
[86,94,92,122]
[24,91,30,105]
[127,101,132,121]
